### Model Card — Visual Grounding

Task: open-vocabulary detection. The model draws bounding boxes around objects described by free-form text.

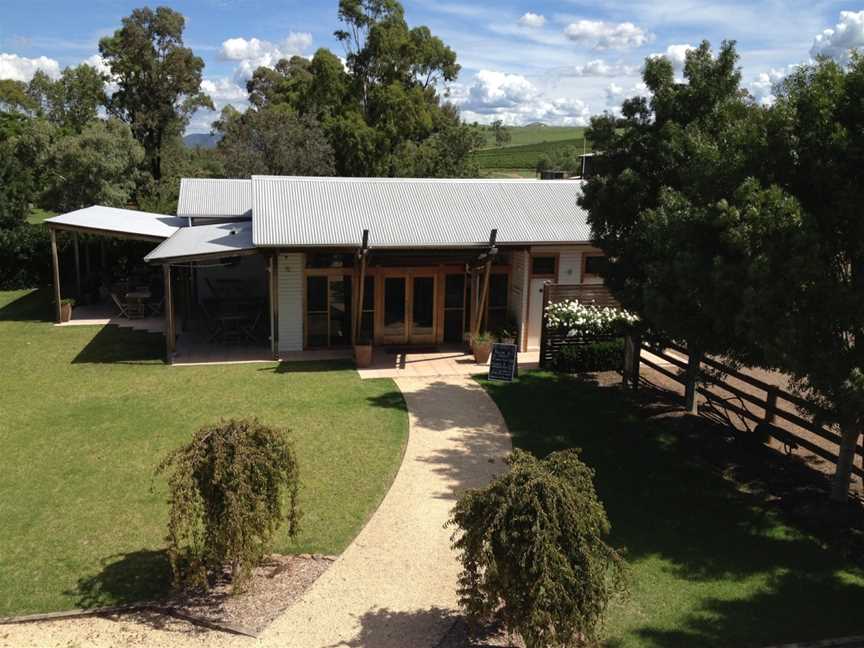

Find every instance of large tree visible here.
[0,112,54,228]
[41,119,144,212]
[99,6,212,181]
[580,41,793,411]
[215,104,335,177]
[746,54,864,501]
[230,0,479,177]
[26,65,107,133]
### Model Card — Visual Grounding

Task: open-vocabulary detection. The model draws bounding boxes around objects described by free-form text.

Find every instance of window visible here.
[531,255,556,276]
[306,253,354,269]
[583,254,608,277]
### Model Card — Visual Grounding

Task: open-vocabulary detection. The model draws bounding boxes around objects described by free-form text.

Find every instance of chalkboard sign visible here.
[488,343,518,382]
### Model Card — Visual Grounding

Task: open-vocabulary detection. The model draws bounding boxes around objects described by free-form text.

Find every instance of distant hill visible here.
[474,125,589,171]
[477,124,586,149]
[183,133,222,149]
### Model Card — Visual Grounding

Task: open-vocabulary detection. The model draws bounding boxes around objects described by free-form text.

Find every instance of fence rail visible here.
[538,283,618,368]
[639,342,864,478]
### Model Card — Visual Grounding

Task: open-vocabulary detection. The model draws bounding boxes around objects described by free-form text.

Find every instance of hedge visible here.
[552,338,625,373]
[0,224,58,290]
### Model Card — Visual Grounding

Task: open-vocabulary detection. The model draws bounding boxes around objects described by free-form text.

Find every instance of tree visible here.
[231,0,479,177]
[99,7,212,180]
[215,105,335,178]
[0,79,36,114]
[156,418,301,590]
[41,119,144,212]
[580,41,777,412]
[0,112,54,228]
[26,65,107,132]
[747,54,864,501]
[490,119,511,147]
[448,449,627,648]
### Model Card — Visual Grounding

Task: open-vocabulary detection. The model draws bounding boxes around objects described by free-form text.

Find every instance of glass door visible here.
[409,275,436,344]
[382,276,407,344]
[443,274,465,343]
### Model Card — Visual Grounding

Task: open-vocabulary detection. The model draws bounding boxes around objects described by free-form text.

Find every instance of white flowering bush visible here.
[545,299,638,338]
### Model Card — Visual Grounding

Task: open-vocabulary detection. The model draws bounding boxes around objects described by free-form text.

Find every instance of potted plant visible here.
[472,331,494,364]
[354,334,373,368]
[496,316,520,345]
[59,297,75,323]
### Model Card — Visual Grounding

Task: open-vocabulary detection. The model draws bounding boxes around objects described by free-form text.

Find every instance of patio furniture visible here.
[215,312,248,344]
[125,289,151,319]
[147,297,164,316]
[241,309,263,343]
[111,293,129,319]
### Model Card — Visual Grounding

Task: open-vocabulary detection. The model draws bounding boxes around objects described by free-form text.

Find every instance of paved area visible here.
[1,375,513,648]
[357,348,539,379]
[56,304,164,333]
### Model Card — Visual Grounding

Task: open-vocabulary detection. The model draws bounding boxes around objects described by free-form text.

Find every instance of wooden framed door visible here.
[381,275,408,344]
[408,275,436,344]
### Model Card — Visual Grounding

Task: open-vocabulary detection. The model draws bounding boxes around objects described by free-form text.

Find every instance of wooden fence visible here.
[538,283,619,368]
[638,341,864,478]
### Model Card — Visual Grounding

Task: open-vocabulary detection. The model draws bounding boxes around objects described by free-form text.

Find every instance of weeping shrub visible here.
[448,449,627,648]
[156,418,300,591]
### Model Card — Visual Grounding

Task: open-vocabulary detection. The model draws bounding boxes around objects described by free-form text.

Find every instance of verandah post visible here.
[623,332,642,389]
[49,227,62,323]
[163,264,175,361]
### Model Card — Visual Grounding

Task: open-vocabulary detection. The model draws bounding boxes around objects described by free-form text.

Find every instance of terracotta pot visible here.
[354,344,373,368]
[473,340,492,364]
[59,302,72,323]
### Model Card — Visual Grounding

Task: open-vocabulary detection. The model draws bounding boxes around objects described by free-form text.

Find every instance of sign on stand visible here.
[488,343,518,382]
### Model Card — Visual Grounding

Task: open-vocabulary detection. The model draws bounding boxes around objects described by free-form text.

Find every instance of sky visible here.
[1,0,863,133]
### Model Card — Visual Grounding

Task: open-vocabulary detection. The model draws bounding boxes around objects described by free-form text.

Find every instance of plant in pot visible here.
[472,331,494,364]
[354,333,373,368]
[495,316,520,345]
[59,297,75,323]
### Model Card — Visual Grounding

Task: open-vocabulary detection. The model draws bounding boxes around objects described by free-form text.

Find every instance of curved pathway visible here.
[1,375,512,648]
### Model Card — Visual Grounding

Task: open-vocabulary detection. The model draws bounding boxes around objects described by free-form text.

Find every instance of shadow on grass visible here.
[265,359,357,374]
[0,287,53,322]
[72,325,164,364]
[70,549,172,609]
[482,371,864,647]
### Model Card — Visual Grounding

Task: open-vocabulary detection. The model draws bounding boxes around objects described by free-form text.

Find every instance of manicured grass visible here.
[480,371,864,647]
[0,289,408,617]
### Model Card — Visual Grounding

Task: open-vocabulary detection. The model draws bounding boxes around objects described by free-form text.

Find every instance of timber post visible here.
[49,227,62,323]
[684,344,702,415]
[471,229,498,339]
[353,229,369,344]
[73,232,81,298]
[163,264,175,361]
[624,332,642,389]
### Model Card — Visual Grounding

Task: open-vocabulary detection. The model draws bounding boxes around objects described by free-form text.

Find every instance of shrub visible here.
[545,299,638,338]
[448,449,628,648]
[156,418,300,591]
[554,339,625,373]
[0,223,56,289]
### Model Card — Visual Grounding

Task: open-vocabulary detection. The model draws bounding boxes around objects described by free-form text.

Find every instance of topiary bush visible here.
[448,449,627,648]
[553,338,625,373]
[156,418,300,591]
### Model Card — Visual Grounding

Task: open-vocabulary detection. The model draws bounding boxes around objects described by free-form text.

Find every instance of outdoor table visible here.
[215,313,249,344]
[126,289,151,319]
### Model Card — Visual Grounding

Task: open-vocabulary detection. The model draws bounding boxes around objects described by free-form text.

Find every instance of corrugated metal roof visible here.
[46,206,185,239]
[177,178,252,219]
[251,176,590,248]
[144,220,255,263]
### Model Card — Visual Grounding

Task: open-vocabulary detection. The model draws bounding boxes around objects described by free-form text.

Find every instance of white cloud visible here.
[220,32,313,81]
[201,77,248,110]
[452,69,591,126]
[749,68,786,105]
[518,12,546,29]
[605,81,650,110]
[563,20,652,50]
[810,10,864,64]
[558,59,639,77]
[649,43,695,72]
[0,53,60,82]
[82,53,119,94]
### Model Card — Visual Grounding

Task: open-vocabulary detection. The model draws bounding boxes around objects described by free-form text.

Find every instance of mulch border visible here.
[0,604,258,638]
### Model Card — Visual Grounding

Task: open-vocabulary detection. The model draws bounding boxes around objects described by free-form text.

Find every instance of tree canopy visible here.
[26,65,107,133]
[99,6,212,180]
[223,0,480,177]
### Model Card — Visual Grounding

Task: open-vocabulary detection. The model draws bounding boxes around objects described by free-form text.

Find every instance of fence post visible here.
[538,283,551,369]
[623,332,641,389]
[764,386,778,424]
[683,344,702,415]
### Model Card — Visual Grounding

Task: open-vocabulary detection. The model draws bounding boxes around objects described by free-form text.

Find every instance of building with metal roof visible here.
[45,176,608,362]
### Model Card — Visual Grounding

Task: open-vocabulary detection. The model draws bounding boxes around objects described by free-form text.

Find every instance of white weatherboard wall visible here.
[508,250,530,349]
[277,253,304,352]
[557,249,582,285]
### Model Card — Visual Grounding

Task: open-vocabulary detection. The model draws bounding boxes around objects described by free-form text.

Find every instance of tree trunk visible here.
[831,420,861,503]
[684,342,702,415]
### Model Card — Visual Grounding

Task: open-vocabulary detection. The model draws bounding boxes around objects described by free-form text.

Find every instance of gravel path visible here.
[1,375,512,648]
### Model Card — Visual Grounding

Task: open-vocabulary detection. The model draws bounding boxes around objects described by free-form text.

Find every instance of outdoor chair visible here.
[111,293,129,319]
[242,309,263,343]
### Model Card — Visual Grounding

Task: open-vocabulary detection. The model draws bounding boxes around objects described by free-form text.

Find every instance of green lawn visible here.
[478,125,586,149]
[481,372,864,647]
[0,289,408,617]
